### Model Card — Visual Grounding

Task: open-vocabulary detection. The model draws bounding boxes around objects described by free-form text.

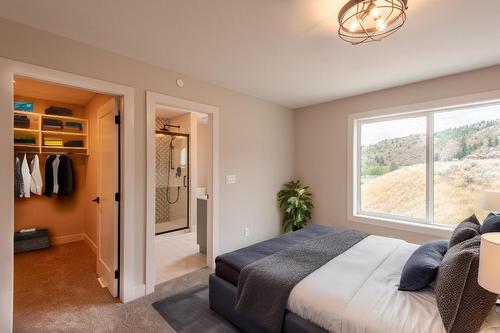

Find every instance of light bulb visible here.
[371,8,381,18]
[349,20,360,32]
[376,19,386,31]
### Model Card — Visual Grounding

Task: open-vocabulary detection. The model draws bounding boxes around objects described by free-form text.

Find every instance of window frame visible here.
[347,91,500,237]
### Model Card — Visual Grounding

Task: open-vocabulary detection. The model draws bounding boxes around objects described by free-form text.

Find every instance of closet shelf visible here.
[13,110,89,155]
[14,128,39,133]
[41,130,87,136]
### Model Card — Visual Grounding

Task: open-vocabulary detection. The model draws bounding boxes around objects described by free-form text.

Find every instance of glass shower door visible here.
[155,132,189,234]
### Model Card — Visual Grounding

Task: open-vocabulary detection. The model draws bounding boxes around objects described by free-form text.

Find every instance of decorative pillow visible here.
[435,235,498,333]
[398,240,448,291]
[481,213,500,234]
[448,215,480,249]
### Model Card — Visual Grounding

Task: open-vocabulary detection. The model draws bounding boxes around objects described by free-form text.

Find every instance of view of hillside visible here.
[360,119,500,225]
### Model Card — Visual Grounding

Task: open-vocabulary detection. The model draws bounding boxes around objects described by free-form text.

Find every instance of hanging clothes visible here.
[14,156,24,197]
[52,155,60,194]
[20,154,31,198]
[30,154,43,195]
[57,155,74,196]
[43,155,56,197]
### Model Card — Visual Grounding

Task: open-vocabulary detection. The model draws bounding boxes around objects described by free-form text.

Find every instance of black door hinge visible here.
[115,115,121,125]
[114,269,119,279]
[115,192,120,202]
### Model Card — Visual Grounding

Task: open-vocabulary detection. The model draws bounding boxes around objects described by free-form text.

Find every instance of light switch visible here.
[225,175,236,184]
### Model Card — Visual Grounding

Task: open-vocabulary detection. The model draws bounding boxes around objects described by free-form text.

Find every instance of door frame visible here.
[145,91,220,294]
[0,57,136,331]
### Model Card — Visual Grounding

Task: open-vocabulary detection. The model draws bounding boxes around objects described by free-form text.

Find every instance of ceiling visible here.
[14,76,96,106]
[1,0,500,108]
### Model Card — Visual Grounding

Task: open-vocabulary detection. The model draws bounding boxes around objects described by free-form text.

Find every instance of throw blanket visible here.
[235,229,368,333]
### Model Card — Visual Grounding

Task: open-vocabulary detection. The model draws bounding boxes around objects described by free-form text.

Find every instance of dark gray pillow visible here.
[435,235,498,333]
[481,213,500,234]
[398,240,448,291]
[448,215,480,249]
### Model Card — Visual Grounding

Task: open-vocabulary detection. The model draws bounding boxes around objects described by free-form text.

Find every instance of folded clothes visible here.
[43,137,63,146]
[15,136,36,145]
[42,119,63,126]
[45,106,73,116]
[64,140,84,148]
[64,122,83,131]
[14,115,30,128]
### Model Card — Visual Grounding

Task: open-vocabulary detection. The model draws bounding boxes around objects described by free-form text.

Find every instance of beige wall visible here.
[0,17,294,329]
[295,65,500,244]
[197,121,210,188]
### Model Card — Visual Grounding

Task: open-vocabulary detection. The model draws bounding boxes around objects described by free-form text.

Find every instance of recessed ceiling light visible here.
[338,0,408,45]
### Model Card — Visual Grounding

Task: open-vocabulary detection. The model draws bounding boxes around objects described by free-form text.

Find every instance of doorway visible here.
[145,92,219,294]
[12,76,119,330]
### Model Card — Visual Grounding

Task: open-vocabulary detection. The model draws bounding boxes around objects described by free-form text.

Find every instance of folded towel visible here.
[64,140,84,147]
[64,122,83,130]
[15,136,36,145]
[45,106,73,116]
[42,119,63,126]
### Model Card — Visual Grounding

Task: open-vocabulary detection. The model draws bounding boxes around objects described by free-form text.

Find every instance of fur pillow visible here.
[448,215,480,249]
[435,235,498,333]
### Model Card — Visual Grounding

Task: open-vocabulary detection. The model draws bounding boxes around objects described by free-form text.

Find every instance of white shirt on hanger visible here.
[52,155,60,194]
[21,154,31,198]
[30,154,43,195]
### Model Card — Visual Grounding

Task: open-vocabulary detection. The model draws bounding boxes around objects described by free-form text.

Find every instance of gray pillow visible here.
[481,213,500,234]
[398,240,448,291]
[435,235,498,333]
[448,215,480,249]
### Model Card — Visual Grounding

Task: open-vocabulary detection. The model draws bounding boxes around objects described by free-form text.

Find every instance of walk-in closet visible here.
[12,76,120,331]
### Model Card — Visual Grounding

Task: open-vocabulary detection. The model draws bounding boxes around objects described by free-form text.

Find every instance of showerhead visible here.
[170,136,177,148]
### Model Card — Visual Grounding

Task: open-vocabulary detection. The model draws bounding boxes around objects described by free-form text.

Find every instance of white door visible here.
[96,97,119,297]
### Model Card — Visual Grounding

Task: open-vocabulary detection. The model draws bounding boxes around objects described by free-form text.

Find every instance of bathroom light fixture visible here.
[338,0,408,45]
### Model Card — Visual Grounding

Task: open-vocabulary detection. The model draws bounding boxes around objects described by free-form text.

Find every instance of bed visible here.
[209,224,500,333]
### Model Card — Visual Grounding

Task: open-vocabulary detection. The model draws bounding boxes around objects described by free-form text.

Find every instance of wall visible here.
[197,120,210,189]
[0,17,294,329]
[83,94,114,250]
[295,65,500,244]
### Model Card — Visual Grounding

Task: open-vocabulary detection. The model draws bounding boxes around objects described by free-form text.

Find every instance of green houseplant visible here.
[277,180,313,232]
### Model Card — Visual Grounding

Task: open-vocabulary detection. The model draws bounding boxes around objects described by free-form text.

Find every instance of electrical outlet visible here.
[226,175,236,184]
[244,227,250,237]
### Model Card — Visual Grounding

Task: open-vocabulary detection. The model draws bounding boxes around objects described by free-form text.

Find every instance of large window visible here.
[355,102,500,227]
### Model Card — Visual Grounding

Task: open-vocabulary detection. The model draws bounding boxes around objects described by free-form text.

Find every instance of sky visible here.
[361,103,500,146]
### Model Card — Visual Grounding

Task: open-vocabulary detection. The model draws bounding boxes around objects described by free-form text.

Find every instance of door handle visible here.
[183,175,188,187]
[92,197,100,204]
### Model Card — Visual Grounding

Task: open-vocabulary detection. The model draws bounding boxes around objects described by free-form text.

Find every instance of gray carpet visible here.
[153,284,241,333]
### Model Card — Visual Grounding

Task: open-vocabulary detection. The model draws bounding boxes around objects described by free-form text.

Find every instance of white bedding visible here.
[287,235,500,333]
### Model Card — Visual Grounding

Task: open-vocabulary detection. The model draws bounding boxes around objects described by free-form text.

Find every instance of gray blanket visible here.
[235,229,367,333]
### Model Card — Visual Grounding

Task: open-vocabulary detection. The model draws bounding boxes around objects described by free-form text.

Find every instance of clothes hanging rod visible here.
[14,150,87,155]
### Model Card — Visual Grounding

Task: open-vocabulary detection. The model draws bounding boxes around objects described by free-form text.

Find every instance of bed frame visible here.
[209,274,328,333]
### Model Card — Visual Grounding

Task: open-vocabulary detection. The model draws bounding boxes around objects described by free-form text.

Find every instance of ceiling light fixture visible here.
[338,0,408,45]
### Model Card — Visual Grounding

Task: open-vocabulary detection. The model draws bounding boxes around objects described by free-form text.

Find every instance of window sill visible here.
[350,213,454,239]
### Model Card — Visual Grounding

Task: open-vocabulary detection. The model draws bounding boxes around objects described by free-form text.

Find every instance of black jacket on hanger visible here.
[57,155,74,196]
[43,155,56,197]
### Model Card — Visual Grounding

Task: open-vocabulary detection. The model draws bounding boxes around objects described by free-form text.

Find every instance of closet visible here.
[12,76,119,307]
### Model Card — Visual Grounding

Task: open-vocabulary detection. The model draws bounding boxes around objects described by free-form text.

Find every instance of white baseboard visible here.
[50,233,84,245]
[83,233,97,254]
[133,284,147,299]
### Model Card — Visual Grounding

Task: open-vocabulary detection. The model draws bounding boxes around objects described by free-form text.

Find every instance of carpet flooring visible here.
[14,241,211,333]
[153,285,241,333]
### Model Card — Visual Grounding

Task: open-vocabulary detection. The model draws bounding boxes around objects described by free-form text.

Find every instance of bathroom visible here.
[154,107,210,283]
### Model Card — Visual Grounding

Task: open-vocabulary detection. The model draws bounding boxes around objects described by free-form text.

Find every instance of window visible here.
[354,102,500,227]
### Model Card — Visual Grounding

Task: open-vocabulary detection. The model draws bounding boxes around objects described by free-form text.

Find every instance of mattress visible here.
[215,224,335,285]
[287,235,500,333]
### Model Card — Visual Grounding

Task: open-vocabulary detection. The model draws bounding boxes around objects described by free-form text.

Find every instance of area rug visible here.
[152,284,241,333]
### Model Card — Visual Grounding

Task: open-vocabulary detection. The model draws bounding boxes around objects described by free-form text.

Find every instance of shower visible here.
[155,124,190,235]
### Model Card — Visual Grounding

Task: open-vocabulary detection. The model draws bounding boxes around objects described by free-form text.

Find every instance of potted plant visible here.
[277,180,313,232]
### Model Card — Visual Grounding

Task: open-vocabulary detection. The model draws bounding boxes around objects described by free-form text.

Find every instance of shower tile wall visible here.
[156,117,188,228]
